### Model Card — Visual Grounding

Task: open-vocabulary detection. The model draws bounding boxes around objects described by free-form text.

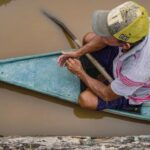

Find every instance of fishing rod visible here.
[42,10,113,83]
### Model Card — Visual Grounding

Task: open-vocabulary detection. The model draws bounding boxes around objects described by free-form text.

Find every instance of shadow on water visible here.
[0,0,13,7]
[73,105,150,124]
[0,81,150,125]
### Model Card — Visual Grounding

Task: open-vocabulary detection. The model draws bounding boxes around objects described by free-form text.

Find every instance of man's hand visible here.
[65,58,84,76]
[57,51,79,67]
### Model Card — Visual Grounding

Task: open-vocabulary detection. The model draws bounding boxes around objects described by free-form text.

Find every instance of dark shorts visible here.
[80,46,138,111]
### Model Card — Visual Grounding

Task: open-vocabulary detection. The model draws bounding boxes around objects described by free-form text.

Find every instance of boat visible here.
[0,51,149,121]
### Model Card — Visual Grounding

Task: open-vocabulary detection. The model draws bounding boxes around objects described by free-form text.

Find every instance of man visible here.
[58,1,150,111]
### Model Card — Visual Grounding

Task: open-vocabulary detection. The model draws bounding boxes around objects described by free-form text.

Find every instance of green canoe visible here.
[0,51,150,121]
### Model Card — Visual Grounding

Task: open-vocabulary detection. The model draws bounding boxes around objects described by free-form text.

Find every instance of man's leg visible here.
[79,32,120,111]
[78,90,131,111]
[79,32,104,110]
[81,32,119,78]
[82,32,97,45]
[78,89,98,110]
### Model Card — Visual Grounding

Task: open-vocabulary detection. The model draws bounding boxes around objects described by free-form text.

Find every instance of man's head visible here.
[92,1,149,49]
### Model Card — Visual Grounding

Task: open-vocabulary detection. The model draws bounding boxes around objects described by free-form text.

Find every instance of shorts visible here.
[80,46,139,111]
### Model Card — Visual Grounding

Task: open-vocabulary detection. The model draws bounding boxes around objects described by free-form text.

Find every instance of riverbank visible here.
[0,136,150,149]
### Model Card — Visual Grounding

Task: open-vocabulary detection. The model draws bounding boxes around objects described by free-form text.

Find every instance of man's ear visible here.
[121,43,131,50]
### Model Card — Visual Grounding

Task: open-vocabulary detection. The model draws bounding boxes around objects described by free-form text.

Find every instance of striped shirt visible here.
[111,32,150,105]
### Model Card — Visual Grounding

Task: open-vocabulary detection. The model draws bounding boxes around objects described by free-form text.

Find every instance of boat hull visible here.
[0,51,149,121]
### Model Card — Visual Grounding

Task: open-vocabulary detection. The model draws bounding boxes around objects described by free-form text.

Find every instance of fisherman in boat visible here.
[58,1,150,111]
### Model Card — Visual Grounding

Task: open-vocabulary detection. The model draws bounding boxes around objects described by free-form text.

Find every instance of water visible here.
[0,0,150,136]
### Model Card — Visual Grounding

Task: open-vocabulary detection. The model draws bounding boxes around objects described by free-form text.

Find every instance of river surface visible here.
[0,0,150,136]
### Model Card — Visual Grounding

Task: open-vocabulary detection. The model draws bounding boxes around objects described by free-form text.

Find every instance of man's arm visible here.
[58,36,107,66]
[66,58,120,101]
[76,36,107,57]
[78,71,120,101]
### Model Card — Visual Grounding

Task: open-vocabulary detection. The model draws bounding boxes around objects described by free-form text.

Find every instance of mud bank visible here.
[0,136,150,150]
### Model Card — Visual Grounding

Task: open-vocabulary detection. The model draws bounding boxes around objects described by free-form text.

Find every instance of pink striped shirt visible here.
[111,36,150,105]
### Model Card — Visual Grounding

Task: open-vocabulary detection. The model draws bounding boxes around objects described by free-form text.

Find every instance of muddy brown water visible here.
[0,0,150,136]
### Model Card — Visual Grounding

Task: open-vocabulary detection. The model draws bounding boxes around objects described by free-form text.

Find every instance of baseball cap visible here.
[92,1,149,43]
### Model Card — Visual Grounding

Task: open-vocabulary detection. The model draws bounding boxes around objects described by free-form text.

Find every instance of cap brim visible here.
[92,10,111,37]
